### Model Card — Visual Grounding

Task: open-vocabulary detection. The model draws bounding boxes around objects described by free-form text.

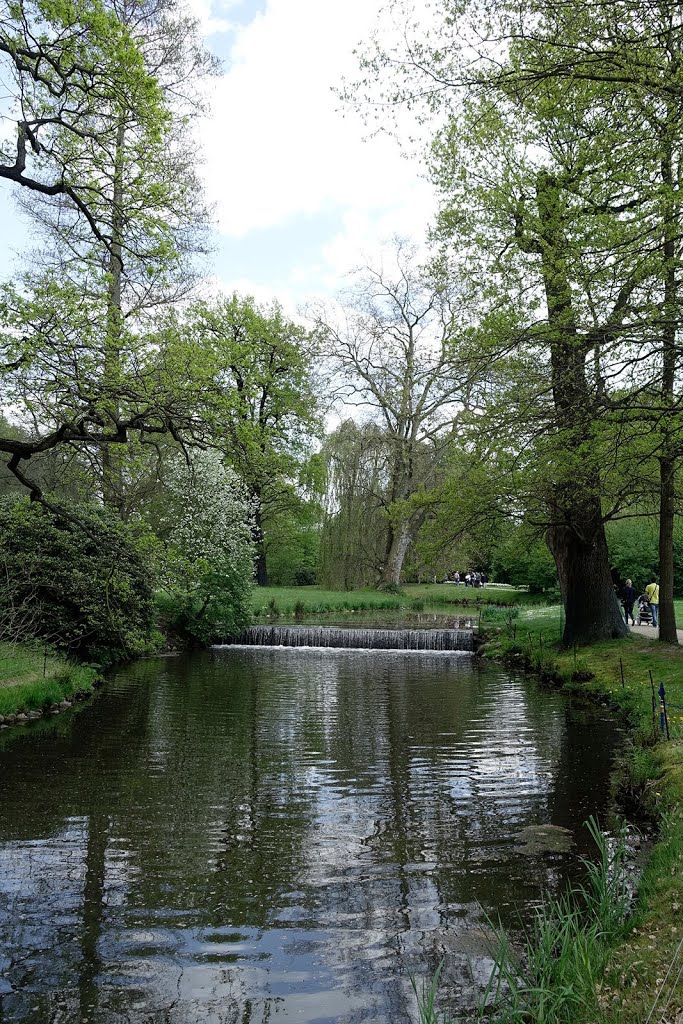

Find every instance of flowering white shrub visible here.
[160,451,255,641]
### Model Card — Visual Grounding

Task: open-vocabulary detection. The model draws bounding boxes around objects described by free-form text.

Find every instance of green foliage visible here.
[604,516,683,595]
[480,604,520,623]
[0,641,99,716]
[265,505,321,586]
[318,420,390,589]
[477,820,630,1024]
[183,294,322,583]
[414,821,630,1024]
[156,452,254,644]
[491,522,558,594]
[0,497,157,665]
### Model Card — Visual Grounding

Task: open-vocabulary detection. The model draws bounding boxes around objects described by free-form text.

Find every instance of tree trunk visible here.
[532,169,626,644]
[657,120,678,644]
[102,120,125,515]
[658,455,677,642]
[380,521,412,586]
[253,501,269,587]
[547,511,627,646]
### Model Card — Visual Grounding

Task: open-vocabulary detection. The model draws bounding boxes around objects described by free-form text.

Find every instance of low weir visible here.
[235,625,475,652]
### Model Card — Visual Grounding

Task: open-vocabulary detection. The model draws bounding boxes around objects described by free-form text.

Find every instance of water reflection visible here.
[0,649,620,1022]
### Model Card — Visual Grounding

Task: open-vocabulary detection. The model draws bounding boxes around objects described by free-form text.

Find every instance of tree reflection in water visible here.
[0,649,621,1023]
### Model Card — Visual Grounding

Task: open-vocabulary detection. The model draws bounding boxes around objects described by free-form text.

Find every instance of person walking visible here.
[645,577,660,628]
[622,579,636,626]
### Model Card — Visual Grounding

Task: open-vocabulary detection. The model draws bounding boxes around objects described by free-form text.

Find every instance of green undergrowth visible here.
[480,621,683,1023]
[0,641,99,716]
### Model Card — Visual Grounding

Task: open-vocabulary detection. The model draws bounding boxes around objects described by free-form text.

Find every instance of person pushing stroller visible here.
[637,592,653,626]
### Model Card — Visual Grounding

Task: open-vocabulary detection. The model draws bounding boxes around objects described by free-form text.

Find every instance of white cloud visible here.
[184,0,240,38]
[200,0,436,245]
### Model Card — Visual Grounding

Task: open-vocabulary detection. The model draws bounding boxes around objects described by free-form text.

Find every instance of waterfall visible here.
[233,625,474,652]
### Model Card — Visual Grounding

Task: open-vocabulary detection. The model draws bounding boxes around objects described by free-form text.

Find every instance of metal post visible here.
[659,682,670,740]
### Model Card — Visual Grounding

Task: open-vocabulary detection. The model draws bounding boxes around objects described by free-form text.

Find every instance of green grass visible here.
[251,584,537,617]
[0,642,99,716]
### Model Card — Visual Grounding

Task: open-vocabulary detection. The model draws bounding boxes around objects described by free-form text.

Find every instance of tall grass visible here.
[414,819,630,1024]
[480,818,630,1024]
[0,641,98,715]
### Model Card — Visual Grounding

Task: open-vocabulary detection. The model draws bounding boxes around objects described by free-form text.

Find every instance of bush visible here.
[157,453,254,644]
[0,497,157,665]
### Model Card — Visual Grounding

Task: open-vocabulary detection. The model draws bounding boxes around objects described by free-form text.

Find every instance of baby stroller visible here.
[637,595,652,626]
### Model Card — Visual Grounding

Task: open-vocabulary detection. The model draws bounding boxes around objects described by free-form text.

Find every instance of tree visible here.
[319,419,396,588]
[349,0,683,642]
[1,0,165,242]
[157,451,254,644]
[0,276,215,503]
[0,0,214,508]
[184,294,322,586]
[314,243,475,586]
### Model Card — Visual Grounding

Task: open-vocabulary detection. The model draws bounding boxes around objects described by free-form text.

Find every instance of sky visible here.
[0,0,437,315]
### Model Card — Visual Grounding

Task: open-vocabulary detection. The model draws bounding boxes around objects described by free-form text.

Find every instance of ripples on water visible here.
[0,648,620,1023]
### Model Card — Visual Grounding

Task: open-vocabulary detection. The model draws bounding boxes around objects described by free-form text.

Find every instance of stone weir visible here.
[235,625,474,652]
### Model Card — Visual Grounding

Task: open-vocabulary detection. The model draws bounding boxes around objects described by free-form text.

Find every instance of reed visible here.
[413,819,630,1024]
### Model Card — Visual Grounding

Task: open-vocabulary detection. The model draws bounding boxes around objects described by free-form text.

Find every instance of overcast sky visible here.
[0,0,437,312]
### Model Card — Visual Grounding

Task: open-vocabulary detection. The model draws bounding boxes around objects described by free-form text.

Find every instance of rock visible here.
[513,824,574,856]
[15,713,28,723]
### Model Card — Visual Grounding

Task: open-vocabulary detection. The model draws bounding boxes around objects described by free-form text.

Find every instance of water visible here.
[235,625,474,650]
[0,648,621,1023]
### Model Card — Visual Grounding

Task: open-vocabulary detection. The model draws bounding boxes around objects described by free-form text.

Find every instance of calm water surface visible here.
[0,648,621,1023]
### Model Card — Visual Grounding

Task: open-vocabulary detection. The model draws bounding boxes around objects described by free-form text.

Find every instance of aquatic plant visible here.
[413,820,631,1024]
[476,818,630,1024]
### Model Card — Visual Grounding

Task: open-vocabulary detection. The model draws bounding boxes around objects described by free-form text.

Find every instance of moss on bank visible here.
[482,625,683,1023]
[0,641,100,718]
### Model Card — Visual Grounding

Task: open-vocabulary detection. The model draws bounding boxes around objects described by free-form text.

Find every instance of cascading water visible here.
[234,625,474,651]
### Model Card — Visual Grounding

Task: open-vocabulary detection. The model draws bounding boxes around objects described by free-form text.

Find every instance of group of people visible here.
[616,573,660,628]
[443,571,488,587]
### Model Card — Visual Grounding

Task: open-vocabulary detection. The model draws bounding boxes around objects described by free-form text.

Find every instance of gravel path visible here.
[629,622,683,643]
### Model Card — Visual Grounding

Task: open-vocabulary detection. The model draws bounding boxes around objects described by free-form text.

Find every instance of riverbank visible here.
[483,622,683,1023]
[0,641,100,723]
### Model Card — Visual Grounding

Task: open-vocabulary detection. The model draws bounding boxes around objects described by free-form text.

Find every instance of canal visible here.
[0,647,622,1022]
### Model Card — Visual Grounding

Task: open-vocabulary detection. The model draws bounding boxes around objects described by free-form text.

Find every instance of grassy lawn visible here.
[251,583,537,616]
[0,642,99,716]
